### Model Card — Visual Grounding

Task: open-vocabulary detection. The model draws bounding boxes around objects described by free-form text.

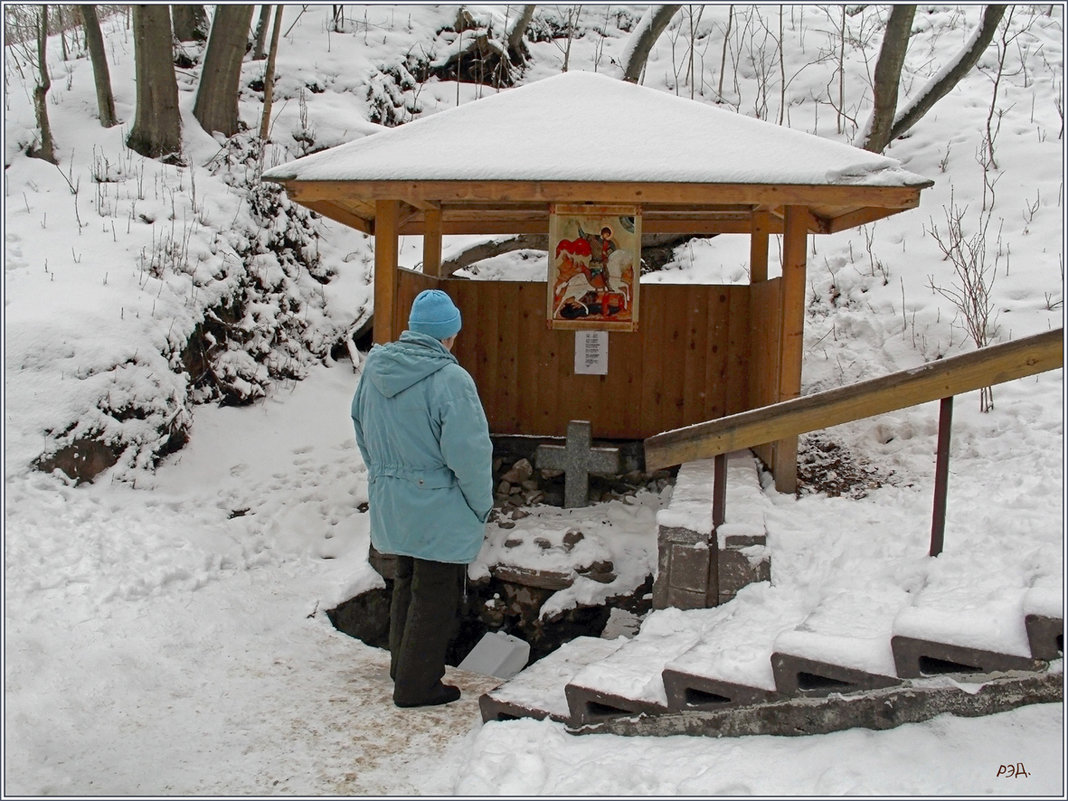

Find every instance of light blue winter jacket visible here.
[351,330,493,564]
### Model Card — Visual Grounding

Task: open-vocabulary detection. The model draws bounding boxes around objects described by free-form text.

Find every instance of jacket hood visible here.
[363,330,457,398]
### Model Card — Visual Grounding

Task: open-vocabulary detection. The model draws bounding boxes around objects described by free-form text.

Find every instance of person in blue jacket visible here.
[351,289,493,707]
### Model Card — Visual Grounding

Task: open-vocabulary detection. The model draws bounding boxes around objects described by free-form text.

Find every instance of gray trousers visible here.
[389,555,465,704]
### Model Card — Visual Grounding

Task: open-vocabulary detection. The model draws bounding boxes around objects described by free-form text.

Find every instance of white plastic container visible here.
[457,631,531,680]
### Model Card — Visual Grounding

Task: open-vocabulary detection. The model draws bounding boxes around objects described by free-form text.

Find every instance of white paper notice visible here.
[575,331,608,375]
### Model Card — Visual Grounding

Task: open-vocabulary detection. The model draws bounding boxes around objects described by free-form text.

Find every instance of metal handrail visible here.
[645,328,1064,556]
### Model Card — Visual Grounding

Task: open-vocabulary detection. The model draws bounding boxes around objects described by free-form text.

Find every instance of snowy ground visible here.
[3,365,1065,796]
[3,3,1066,798]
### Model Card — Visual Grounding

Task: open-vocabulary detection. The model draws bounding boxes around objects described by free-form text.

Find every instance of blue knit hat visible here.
[408,289,462,340]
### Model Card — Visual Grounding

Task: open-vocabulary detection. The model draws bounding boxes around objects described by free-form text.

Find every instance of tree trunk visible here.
[252,4,271,60]
[889,5,1008,142]
[57,6,69,60]
[621,5,682,83]
[193,5,255,138]
[438,233,697,276]
[171,4,208,42]
[127,5,182,159]
[860,5,916,153]
[259,6,284,141]
[31,5,57,163]
[506,5,536,65]
[79,5,118,128]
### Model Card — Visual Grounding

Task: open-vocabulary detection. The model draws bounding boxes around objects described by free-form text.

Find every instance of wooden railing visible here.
[645,328,1064,555]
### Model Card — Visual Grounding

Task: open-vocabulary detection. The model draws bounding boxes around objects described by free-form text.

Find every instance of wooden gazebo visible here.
[263,71,932,491]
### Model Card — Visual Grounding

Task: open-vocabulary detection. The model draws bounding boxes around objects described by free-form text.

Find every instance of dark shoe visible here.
[394,683,461,708]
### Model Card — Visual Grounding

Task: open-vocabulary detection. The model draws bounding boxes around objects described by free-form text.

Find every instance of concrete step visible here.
[653,452,772,610]
[1023,585,1063,661]
[479,636,624,723]
[479,603,1062,732]
[891,600,1047,678]
[660,593,805,712]
[771,648,901,696]
[770,588,907,696]
[662,668,778,712]
[563,629,703,725]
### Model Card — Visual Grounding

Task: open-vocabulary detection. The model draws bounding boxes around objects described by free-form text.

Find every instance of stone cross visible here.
[535,420,621,508]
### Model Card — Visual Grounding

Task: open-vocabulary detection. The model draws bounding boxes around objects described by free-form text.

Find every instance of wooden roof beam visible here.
[398,201,424,230]
[746,205,827,234]
[303,200,373,234]
[828,206,911,233]
[398,217,782,237]
[808,209,832,234]
[270,179,928,210]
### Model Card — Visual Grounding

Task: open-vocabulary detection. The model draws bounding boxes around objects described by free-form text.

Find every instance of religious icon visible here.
[548,204,641,332]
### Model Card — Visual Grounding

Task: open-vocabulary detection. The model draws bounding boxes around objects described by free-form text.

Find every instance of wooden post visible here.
[774,205,808,493]
[422,206,443,278]
[749,209,775,470]
[930,396,953,557]
[373,199,399,344]
[749,209,770,283]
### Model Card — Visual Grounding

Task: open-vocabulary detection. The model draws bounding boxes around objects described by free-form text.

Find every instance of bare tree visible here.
[5,4,59,161]
[860,5,1008,154]
[127,5,182,159]
[717,4,734,101]
[259,5,284,141]
[621,4,682,83]
[31,5,57,163]
[506,5,536,66]
[193,5,255,137]
[79,5,118,128]
[547,5,581,74]
[927,190,1003,412]
[889,5,1008,144]
[859,5,916,153]
[252,4,272,60]
[171,4,208,42]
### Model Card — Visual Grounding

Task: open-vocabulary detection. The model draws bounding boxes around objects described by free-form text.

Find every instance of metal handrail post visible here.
[930,396,954,557]
[712,452,728,529]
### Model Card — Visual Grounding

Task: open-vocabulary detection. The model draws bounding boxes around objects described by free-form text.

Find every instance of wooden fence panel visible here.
[747,277,781,468]
[706,288,732,420]
[394,269,435,334]
[682,288,711,425]
[639,283,671,435]
[397,271,761,440]
[748,278,782,411]
[725,286,752,415]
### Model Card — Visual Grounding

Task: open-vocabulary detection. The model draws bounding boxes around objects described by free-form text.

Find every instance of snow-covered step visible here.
[771,633,900,695]
[660,592,806,711]
[655,452,768,538]
[478,636,624,724]
[891,599,1044,678]
[770,587,907,695]
[662,662,778,711]
[1023,584,1064,661]
[564,629,703,725]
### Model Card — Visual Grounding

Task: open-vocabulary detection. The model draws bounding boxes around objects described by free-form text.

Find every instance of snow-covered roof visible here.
[263,71,933,240]
[263,71,931,188]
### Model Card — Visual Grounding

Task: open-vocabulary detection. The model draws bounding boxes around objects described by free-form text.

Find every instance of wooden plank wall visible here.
[747,277,783,468]
[396,269,760,440]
